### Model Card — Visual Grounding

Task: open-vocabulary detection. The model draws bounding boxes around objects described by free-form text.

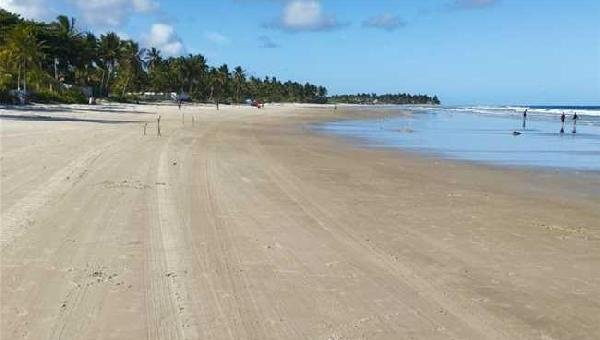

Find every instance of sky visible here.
[2,0,599,105]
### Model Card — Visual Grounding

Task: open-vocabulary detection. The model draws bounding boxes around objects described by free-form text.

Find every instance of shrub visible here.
[61,88,87,104]
[0,89,13,104]
[31,88,87,104]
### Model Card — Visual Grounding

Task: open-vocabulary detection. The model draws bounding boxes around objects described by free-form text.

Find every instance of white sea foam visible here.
[444,106,600,117]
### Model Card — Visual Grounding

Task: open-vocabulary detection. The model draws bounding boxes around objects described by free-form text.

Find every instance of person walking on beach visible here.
[522,109,528,129]
[572,112,579,134]
[560,112,566,133]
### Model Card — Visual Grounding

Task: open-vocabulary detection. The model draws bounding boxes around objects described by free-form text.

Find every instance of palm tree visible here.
[51,15,79,81]
[217,64,231,101]
[98,32,121,96]
[247,76,261,100]
[0,9,21,44]
[0,9,345,104]
[208,67,217,101]
[317,86,327,98]
[118,40,143,96]
[185,54,207,95]
[0,23,45,93]
[169,56,186,94]
[144,47,161,73]
[143,47,170,92]
[72,32,98,87]
[214,64,230,104]
[233,66,245,103]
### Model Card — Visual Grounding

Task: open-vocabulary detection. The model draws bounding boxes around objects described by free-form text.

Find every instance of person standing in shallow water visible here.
[560,112,566,133]
[572,112,579,133]
[522,109,528,129]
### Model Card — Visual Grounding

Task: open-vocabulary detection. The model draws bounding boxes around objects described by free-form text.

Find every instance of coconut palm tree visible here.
[98,32,121,96]
[0,9,352,105]
[118,40,143,96]
[0,23,45,94]
[143,47,171,92]
[183,54,207,95]
[0,9,21,44]
[72,32,98,87]
[216,64,230,101]
[168,56,186,94]
[50,15,80,81]
[233,66,245,103]
[144,47,161,73]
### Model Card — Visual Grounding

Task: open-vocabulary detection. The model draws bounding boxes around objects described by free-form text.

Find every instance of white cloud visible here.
[0,0,53,20]
[205,32,231,45]
[267,0,344,32]
[116,31,130,40]
[363,13,406,32]
[132,0,158,12]
[1,0,159,25]
[143,23,184,56]
[69,0,159,28]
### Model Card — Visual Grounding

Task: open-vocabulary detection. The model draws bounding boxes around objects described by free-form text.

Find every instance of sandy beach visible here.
[1,103,599,339]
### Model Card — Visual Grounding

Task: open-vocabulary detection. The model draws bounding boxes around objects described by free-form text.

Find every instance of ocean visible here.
[318,105,600,171]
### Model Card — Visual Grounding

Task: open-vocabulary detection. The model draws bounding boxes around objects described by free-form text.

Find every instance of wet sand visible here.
[319,109,600,171]
[1,103,599,339]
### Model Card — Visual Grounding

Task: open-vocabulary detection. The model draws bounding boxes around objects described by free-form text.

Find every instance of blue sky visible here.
[3,0,599,105]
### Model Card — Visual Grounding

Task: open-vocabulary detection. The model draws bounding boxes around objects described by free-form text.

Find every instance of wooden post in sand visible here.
[143,122,148,136]
[157,116,162,137]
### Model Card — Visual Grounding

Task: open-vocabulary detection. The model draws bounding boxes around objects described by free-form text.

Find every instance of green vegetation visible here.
[329,93,440,105]
[0,10,327,104]
[0,9,439,105]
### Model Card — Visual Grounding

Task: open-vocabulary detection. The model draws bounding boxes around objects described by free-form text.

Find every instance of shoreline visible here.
[294,105,600,206]
[315,106,600,173]
[316,122,600,175]
[2,103,599,339]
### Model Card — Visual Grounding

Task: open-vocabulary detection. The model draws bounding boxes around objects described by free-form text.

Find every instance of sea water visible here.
[319,106,600,171]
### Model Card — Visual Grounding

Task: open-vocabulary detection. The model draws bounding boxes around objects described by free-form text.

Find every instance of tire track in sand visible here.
[1,135,128,250]
[195,127,268,339]
[248,129,527,340]
[144,134,200,340]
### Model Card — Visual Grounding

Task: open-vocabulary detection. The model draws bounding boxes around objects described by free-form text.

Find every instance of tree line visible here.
[329,93,440,105]
[0,10,328,104]
[0,9,439,105]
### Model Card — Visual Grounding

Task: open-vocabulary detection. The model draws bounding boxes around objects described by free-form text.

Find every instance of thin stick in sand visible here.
[157,115,162,137]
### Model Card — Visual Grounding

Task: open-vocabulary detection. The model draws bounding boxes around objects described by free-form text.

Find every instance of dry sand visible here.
[1,103,599,340]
